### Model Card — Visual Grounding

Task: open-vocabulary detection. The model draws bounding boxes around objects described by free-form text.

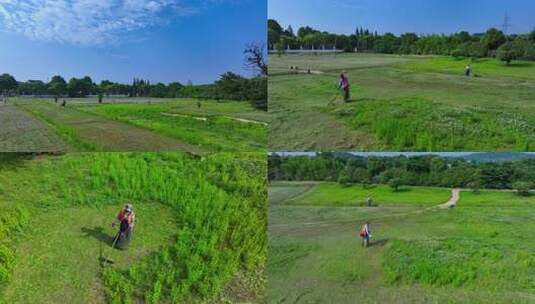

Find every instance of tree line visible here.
[269,153,535,192]
[0,44,267,110]
[268,19,535,64]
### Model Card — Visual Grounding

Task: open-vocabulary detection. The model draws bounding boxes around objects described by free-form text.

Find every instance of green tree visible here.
[467,180,481,194]
[67,76,93,97]
[512,181,532,196]
[497,42,516,65]
[529,27,535,43]
[388,178,403,192]
[481,28,506,52]
[48,75,67,98]
[297,26,317,38]
[18,80,47,95]
[0,73,17,93]
[398,33,418,54]
[525,43,535,60]
[374,33,399,54]
[268,19,283,34]
[268,28,280,49]
[275,42,285,57]
[338,173,351,187]
[285,25,295,37]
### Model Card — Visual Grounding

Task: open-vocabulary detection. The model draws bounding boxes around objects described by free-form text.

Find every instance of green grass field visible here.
[5,98,267,152]
[0,152,266,303]
[268,181,535,303]
[269,53,535,151]
[281,182,451,207]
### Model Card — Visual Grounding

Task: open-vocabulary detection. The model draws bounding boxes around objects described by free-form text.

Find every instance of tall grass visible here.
[348,97,533,151]
[0,152,266,302]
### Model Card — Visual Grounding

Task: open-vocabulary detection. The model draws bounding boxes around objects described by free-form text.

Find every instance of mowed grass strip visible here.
[17,101,201,153]
[76,100,267,152]
[0,104,68,152]
[286,182,451,206]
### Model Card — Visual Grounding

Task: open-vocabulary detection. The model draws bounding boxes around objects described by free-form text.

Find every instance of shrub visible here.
[512,181,532,196]
[388,178,403,192]
[497,42,516,65]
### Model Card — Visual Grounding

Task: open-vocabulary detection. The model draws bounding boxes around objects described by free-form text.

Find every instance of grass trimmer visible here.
[328,89,342,106]
[99,229,120,266]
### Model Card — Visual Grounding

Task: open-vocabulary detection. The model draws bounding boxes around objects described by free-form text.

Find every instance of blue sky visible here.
[0,0,266,84]
[269,0,535,36]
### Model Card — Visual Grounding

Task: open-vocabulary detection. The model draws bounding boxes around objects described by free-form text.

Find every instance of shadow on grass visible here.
[0,153,34,170]
[368,238,389,247]
[81,226,116,248]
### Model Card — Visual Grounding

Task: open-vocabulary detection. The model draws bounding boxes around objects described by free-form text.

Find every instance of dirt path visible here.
[0,104,68,152]
[161,112,268,125]
[20,102,202,153]
[439,188,461,209]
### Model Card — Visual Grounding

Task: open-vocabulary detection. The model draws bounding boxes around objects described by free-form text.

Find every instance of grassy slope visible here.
[269,54,535,151]
[76,100,267,152]
[0,153,266,303]
[268,183,535,303]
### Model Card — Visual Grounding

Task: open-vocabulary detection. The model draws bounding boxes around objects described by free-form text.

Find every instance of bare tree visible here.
[244,43,268,77]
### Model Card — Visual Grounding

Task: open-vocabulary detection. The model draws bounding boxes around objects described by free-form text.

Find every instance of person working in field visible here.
[112,203,136,250]
[359,221,372,247]
[465,64,472,77]
[339,71,350,102]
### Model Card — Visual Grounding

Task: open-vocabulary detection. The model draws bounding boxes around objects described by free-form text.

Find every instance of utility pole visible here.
[502,13,511,37]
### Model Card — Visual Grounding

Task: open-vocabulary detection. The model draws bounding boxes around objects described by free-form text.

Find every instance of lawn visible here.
[11,98,267,152]
[268,182,535,303]
[269,53,535,151]
[0,152,266,303]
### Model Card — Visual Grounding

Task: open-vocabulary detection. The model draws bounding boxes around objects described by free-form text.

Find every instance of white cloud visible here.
[0,0,213,45]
